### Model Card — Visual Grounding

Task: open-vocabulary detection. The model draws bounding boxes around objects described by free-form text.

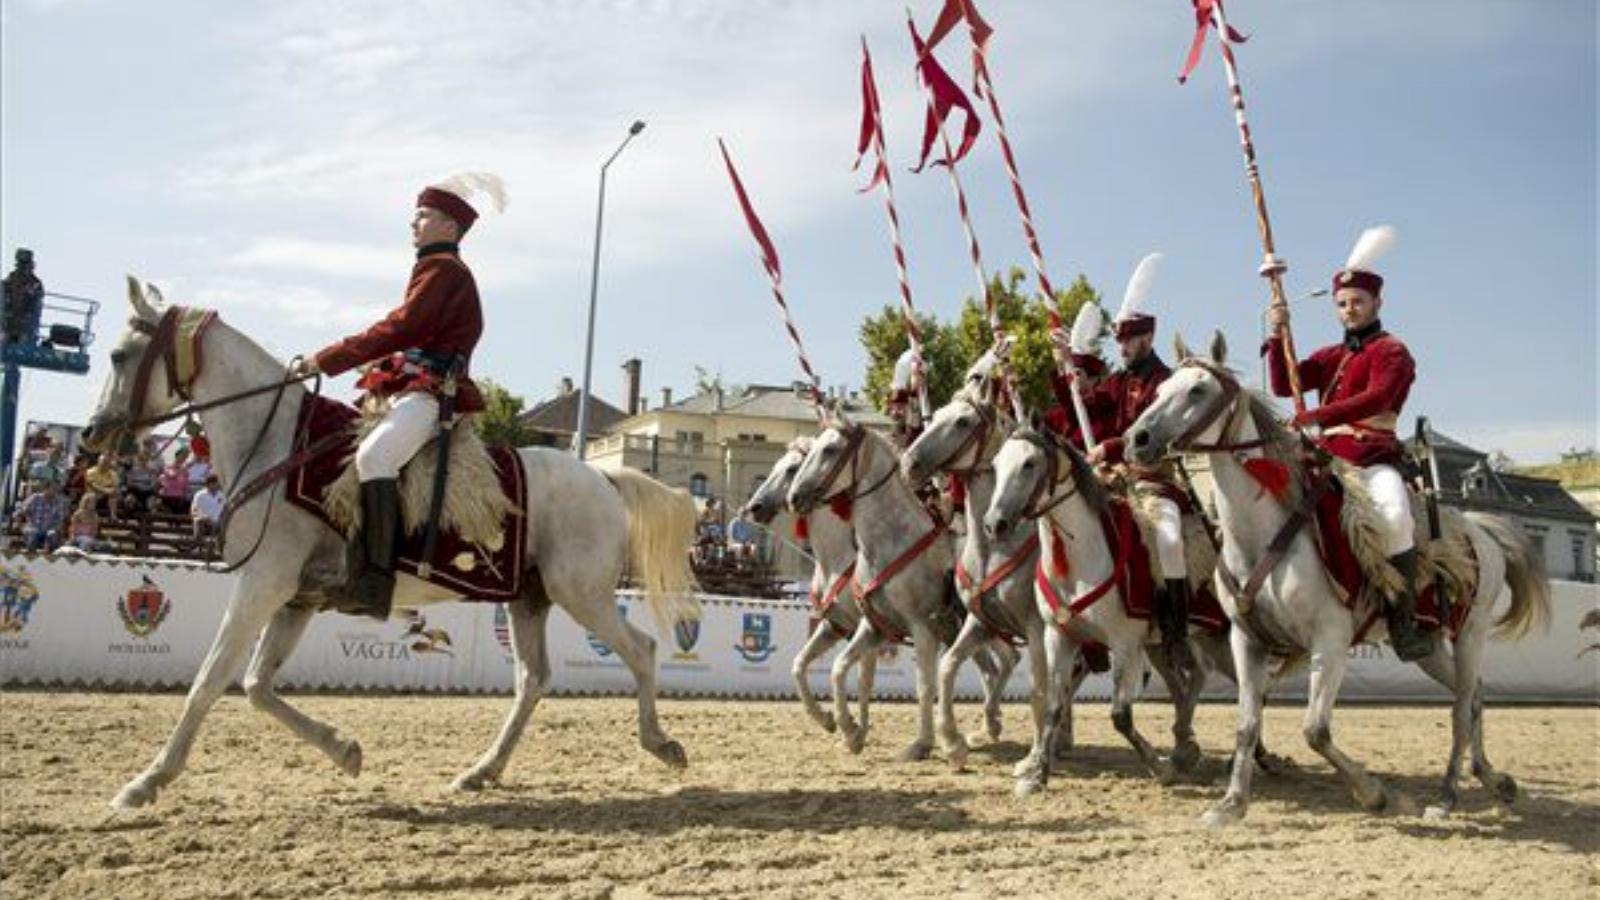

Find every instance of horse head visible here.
[1125,330,1235,466]
[787,408,867,516]
[985,423,1101,541]
[741,436,813,525]
[900,374,1003,486]
[82,277,180,453]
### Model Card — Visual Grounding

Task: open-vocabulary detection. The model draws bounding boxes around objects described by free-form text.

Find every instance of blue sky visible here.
[1,0,1594,462]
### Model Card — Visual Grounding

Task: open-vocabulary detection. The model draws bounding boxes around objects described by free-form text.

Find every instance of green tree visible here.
[860,267,1105,413]
[472,378,536,448]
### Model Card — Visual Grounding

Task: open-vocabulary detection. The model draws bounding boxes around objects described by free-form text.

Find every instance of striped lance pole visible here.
[1181,0,1306,414]
[858,38,931,421]
[718,139,827,421]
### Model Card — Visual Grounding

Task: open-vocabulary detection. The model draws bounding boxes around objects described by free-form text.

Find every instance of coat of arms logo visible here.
[672,617,701,660]
[734,612,776,664]
[0,564,40,634]
[116,576,170,639]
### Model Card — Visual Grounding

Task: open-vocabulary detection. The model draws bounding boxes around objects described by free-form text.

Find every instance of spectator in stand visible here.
[13,480,68,552]
[122,450,158,514]
[191,474,224,548]
[65,452,90,506]
[85,452,121,519]
[27,441,65,488]
[67,494,112,552]
[158,447,193,514]
[185,438,212,495]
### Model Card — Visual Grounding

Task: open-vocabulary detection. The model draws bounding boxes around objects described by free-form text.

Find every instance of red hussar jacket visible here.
[1081,353,1188,505]
[314,247,485,414]
[1045,372,1117,452]
[1265,321,1414,467]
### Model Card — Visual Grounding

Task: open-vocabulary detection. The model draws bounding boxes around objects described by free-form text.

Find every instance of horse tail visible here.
[605,469,701,628]
[1466,512,1551,640]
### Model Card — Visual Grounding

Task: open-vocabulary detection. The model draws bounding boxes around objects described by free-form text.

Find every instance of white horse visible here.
[900,366,1087,775]
[1123,332,1550,826]
[787,412,1017,761]
[739,437,874,734]
[83,279,699,809]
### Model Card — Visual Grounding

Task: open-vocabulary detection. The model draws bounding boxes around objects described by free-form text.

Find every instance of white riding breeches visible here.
[1147,496,1187,580]
[1348,462,1415,557]
[355,392,440,482]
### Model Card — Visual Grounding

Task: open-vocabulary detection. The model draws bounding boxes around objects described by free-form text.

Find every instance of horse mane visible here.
[1186,357,1308,508]
[1015,426,1109,518]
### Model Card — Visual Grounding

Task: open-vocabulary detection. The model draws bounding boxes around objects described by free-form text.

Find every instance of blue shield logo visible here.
[734,612,776,663]
[673,617,701,659]
[587,603,628,657]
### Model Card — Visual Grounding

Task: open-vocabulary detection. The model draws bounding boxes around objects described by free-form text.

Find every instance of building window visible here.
[1572,532,1591,581]
[689,473,709,498]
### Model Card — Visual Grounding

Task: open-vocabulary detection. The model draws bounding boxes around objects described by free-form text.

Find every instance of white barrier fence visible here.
[1,553,1595,703]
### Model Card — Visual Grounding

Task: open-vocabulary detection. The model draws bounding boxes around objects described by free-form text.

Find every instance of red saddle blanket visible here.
[285,395,528,600]
[1313,478,1466,636]
[1107,499,1227,635]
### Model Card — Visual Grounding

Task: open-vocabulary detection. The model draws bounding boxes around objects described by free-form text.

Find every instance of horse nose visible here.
[1131,428,1153,451]
[986,513,1011,540]
[82,424,96,443]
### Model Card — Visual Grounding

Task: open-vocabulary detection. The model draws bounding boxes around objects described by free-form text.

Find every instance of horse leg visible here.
[453,597,552,790]
[936,616,992,770]
[899,623,939,762]
[1201,626,1269,829]
[1016,626,1076,797]
[571,596,685,770]
[1148,642,1203,774]
[792,624,843,733]
[830,620,878,755]
[1457,637,1517,804]
[1057,650,1086,759]
[1014,620,1051,778]
[242,602,362,777]
[1302,635,1387,813]
[112,573,295,809]
[1110,643,1176,785]
[1409,640,1468,816]
[978,639,1021,745]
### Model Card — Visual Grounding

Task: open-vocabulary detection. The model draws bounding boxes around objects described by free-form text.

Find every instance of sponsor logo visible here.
[116,576,170,639]
[588,603,628,658]
[734,612,776,664]
[400,614,453,656]
[493,603,512,653]
[672,617,701,660]
[0,564,40,637]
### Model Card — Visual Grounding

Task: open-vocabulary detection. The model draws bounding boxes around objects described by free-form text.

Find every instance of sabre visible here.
[1179,0,1307,414]
[1414,415,1452,633]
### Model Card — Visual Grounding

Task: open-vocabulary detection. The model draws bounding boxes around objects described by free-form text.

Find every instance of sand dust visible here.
[2,693,1595,899]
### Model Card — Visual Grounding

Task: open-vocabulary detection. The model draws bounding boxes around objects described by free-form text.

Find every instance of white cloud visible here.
[227,236,398,282]
[186,276,389,330]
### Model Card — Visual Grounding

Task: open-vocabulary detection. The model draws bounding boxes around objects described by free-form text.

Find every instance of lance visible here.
[856,37,931,422]
[908,12,1027,423]
[1179,0,1307,414]
[718,139,827,422]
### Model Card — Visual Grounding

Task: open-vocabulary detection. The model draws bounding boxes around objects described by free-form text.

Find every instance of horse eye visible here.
[1189,385,1204,397]
[786,464,798,474]
[956,416,971,428]
[110,350,127,364]
[1022,459,1035,471]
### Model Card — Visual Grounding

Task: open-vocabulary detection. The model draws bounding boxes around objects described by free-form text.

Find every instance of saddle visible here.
[285,395,528,600]
[1311,462,1476,638]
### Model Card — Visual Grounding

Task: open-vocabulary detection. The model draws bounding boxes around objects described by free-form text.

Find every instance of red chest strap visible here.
[955,531,1039,645]
[852,521,943,645]
[1035,511,1124,631]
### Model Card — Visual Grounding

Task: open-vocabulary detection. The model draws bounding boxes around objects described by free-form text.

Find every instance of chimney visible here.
[622,358,642,416]
[660,386,673,408]
[559,376,574,396]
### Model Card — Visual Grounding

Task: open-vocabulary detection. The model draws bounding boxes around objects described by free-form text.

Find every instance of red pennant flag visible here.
[1177,0,1249,84]
[718,139,781,282]
[853,38,888,194]
[925,0,993,57]
[909,18,982,173]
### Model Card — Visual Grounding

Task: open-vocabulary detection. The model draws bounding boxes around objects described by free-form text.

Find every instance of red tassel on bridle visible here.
[947,472,967,512]
[1049,525,1071,579]
[1241,457,1292,502]
[829,494,854,522]
[794,515,810,542]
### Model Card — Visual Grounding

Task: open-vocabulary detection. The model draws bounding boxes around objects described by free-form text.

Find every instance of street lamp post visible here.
[574,119,646,460]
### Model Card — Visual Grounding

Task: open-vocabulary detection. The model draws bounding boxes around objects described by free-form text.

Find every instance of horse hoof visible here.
[450,770,491,792]
[1359,787,1389,814]
[1013,776,1045,798]
[817,712,838,734]
[1491,774,1518,804]
[110,780,156,810]
[337,740,363,778]
[897,741,933,763]
[1200,803,1244,830]
[1154,760,1179,786]
[1256,752,1293,776]
[945,743,969,772]
[1012,755,1041,779]
[652,740,689,771]
[1170,741,1203,773]
[843,727,868,756]
[985,714,1003,743]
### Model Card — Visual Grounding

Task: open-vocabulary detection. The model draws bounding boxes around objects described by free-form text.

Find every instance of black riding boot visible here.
[1385,549,1435,662]
[345,479,400,620]
[1161,578,1198,681]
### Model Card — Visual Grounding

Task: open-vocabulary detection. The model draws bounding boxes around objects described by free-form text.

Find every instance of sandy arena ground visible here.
[1,692,1595,899]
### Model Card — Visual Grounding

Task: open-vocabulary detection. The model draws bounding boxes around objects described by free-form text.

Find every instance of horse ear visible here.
[1209,329,1228,366]
[1173,331,1194,362]
[126,276,158,323]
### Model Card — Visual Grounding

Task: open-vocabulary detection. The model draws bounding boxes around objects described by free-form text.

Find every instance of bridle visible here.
[1166,359,1269,455]
[811,424,899,510]
[923,395,1000,480]
[1010,429,1081,524]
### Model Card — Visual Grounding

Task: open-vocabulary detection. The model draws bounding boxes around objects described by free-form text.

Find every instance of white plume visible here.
[1344,224,1397,273]
[1116,252,1164,322]
[1068,302,1106,354]
[891,347,922,392]
[432,171,509,213]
